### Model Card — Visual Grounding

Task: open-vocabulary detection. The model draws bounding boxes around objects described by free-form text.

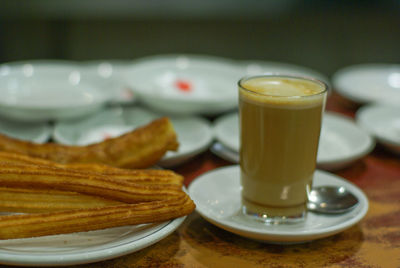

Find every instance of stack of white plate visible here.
[0,56,337,162]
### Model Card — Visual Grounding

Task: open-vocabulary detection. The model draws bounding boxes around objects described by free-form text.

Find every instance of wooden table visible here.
[2,93,399,268]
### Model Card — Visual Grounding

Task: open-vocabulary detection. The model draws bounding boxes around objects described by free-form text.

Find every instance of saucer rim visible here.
[188,165,369,243]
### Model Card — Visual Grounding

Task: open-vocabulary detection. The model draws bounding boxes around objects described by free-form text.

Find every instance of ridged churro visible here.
[0,151,184,187]
[0,162,184,203]
[0,195,195,240]
[0,117,195,240]
[0,187,122,213]
[0,117,178,169]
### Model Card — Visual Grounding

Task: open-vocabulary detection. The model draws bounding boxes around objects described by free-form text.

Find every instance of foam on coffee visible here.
[240,77,326,108]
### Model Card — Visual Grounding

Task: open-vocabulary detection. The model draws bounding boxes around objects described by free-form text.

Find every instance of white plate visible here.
[356,104,400,154]
[122,54,243,115]
[317,113,375,169]
[0,118,51,143]
[210,142,240,164]
[82,60,136,104]
[213,111,374,170]
[0,60,112,122]
[332,64,400,106]
[213,112,239,153]
[188,165,368,243]
[53,106,213,167]
[241,60,330,86]
[0,217,185,266]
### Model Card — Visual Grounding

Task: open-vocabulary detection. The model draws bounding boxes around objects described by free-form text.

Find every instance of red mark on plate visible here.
[102,133,112,140]
[122,88,134,100]
[175,79,192,92]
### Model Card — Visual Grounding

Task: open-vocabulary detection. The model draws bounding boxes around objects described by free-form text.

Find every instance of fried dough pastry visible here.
[0,187,122,213]
[0,162,185,203]
[0,195,195,240]
[0,117,178,169]
[0,151,184,187]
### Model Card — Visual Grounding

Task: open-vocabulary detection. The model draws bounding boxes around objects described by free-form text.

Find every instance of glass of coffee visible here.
[239,75,328,224]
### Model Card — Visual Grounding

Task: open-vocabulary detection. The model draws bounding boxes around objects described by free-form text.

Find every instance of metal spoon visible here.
[308,186,359,214]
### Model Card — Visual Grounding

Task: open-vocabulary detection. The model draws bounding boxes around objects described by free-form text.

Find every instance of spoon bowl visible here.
[308,186,359,214]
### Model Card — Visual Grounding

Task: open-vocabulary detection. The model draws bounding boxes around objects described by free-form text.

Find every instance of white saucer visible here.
[82,60,136,104]
[332,64,400,106]
[0,217,185,266]
[53,107,213,167]
[0,60,112,122]
[356,104,400,154]
[213,112,239,153]
[188,165,368,243]
[0,117,51,143]
[213,111,374,170]
[241,60,330,86]
[210,142,240,163]
[122,54,243,115]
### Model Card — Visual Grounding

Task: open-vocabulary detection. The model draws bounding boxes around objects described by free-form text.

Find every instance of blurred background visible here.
[0,0,399,78]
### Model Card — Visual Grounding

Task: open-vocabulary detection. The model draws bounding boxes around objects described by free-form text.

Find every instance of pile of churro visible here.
[0,118,195,240]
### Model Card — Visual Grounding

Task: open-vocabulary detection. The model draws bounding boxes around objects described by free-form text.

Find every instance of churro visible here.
[0,195,195,240]
[0,151,184,187]
[0,117,196,240]
[0,187,122,213]
[0,117,178,169]
[0,162,184,203]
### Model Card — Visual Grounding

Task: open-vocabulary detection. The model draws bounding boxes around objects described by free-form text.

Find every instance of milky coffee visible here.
[239,76,327,222]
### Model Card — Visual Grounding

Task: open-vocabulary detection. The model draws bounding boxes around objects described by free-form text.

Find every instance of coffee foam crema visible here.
[239,77,326,108]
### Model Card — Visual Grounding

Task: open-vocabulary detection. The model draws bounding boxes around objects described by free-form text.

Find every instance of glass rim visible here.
[238,74,329,99]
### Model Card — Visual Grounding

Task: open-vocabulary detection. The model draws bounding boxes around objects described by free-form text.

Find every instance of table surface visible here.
[1,92,399,268]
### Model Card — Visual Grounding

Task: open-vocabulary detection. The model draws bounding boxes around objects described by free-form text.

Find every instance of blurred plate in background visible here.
[122,54,243,115]
[82,60,136,104]
[53,106,213,167]
[0,117,51,143]
[317,112,375,170]
[332,64,400,106]
[356,104,400,154]
[0,60,113,122]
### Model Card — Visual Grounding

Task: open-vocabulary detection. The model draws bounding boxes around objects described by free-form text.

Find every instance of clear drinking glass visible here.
[239,75,328,224]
